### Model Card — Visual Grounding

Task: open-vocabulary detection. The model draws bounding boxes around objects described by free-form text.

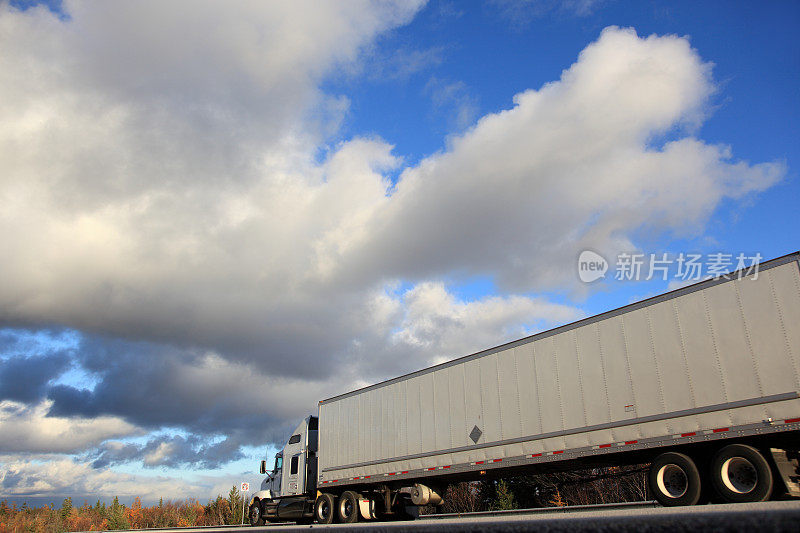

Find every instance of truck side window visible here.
[290,455,299,475]
[288,434,301,444]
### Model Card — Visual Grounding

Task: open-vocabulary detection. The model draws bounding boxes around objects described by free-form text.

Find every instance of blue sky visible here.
[0,0,798,506]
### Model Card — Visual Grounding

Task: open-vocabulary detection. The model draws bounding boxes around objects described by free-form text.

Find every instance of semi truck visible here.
[248,252,800,525]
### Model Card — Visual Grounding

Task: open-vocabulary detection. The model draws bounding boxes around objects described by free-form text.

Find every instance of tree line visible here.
[0,485,248,532]
[1,466,648,531]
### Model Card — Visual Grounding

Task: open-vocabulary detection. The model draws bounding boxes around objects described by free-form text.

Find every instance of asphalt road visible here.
[131,500,800,532]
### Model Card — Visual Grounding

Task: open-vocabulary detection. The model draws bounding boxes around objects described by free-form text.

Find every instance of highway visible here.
[119,500,800,532]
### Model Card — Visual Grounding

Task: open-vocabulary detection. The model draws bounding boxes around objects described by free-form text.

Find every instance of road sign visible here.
[241,482,250,492]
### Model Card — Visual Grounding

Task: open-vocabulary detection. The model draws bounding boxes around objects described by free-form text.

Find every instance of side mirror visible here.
[260,460,267,474]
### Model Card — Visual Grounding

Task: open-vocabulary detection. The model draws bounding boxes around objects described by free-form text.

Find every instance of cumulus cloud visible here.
[0,0,786,502]
[1,4,781,384]
[0,400,141,454]
[320,27,784,292]
[0,454,240,503]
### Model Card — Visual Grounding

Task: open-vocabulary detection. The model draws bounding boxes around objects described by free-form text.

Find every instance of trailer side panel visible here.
[318,255,800,486]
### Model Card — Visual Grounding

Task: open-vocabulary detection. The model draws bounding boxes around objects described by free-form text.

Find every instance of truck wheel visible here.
[710,444,773,503]
[648,452,702,506]
[314,493,335,524]
[337,491,359,523]
[248,500,264,526]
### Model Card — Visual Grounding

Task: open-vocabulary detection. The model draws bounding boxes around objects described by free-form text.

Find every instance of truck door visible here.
[280,420,308,497]
[269,454,282,495]
[286,452,306,496]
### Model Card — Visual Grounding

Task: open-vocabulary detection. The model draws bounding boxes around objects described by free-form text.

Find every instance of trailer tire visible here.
[710,444,773,503]
[314,493,335,524]
[649,452,702,506]
[248,500,264,526]
[337,491,360,523]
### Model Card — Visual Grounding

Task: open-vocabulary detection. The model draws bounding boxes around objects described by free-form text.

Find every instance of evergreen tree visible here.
[490,480,516,510]
[228,485,243,525]
[107,496,129,530]
[60,497,73,520]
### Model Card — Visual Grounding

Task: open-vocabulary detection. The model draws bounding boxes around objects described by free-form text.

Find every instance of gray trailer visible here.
[248,252,800,525]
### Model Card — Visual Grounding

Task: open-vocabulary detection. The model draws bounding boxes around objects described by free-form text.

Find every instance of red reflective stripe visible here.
[713,427,729,433]
[625,440,638,445]
[388,472,395,476]
[401,471,409,474]
[492,459,502,463]
[553,450,564,454]
[426,467,435,471]
[442,465,451,469]
[531,453,542,457]
[785,417,800,424]
[364,476,370,479]
[681,432,696,437]
[599,444,612,448]
[475,461,484,464]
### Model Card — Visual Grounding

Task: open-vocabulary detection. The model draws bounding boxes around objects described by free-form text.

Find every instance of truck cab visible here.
[248,416,318,525]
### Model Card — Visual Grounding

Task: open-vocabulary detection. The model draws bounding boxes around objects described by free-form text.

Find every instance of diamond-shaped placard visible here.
[469,425,482,444]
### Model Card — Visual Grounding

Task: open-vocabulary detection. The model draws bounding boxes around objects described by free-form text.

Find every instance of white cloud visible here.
[0,454,228,503]
[1,6,781,381]
[0,400,141,454]
[391,282,582,364]
[320,27,783,294]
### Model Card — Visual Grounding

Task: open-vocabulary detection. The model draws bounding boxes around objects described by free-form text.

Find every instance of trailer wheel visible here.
[710,444,773,503]
[314,493,335,524]
[337,491,360,523]
[248,500,264,526]
[648,452,702,506]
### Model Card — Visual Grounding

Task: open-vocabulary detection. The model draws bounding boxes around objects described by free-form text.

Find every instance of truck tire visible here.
[337,491,360,523]
[248,500,264,526]
[314,493,335,524]
[710,444,773,503]
[648,452,702,506]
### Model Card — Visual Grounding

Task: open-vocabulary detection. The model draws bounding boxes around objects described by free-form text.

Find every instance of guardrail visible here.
[419,500,660,519]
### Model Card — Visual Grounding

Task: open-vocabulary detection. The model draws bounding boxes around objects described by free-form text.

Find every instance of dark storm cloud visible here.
[0,353,71,403]
[46,334,313,449]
